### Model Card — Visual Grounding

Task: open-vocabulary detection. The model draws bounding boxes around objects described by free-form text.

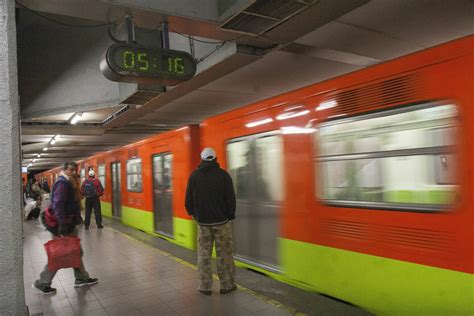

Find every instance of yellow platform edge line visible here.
[105,226,308,316]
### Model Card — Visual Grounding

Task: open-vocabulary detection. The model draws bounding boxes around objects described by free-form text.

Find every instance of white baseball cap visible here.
[200,147,216,161]
[88,169,95,176]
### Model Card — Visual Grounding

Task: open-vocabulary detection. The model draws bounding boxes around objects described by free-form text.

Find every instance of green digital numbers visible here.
[117,46,193,78]
[123,50,134,69]
[168,57,184,74]
[123,51,149,71]
[124,52,185,74]
[138,53,149,71]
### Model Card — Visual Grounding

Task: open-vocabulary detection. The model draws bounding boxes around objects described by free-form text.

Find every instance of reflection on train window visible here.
[317,103,458,211]
[227,140,250,199]
[98,164,106,190]
[227,133,284,201]
[126,158,143,192]
[255,136,284,201]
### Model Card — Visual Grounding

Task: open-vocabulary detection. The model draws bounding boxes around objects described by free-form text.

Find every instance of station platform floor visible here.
[23,218,373,316]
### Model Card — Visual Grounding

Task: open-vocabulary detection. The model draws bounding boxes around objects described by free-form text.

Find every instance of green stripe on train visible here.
[100,202,196,250]
[281,238,473,316]
[100,201,112,217]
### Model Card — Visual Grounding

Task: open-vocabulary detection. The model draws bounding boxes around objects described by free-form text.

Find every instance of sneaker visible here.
[220,284,237,294]
[33,281,57,295]
[199,290,212,296]
[97,225,104,229]
[74,278,98,288]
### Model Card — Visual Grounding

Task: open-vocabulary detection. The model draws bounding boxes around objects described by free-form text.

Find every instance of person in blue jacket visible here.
[33,161,98,294]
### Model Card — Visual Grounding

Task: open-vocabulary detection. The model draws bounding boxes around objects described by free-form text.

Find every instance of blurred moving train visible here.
[39,35,474,315]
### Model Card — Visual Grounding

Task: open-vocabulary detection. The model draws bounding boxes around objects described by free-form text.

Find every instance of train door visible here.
[111,162,122,219]
[227,132,284,271]
[152,153,174,237]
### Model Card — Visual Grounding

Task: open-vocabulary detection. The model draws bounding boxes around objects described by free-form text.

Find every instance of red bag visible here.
[44,207,57,228]
[44,236,82,272]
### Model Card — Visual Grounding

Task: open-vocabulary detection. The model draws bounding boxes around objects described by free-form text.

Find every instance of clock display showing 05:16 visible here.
[115,48,194,76]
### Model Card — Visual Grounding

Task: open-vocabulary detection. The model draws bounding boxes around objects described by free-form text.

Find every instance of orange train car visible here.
[75,126,200,249]
[38,36,474,315]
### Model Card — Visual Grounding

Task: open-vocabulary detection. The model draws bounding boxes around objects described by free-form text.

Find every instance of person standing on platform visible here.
[81,169,104,230]
[185,147,237,295]
[30,178,42,199]
[34,161,98,294]
[42,178,50,194]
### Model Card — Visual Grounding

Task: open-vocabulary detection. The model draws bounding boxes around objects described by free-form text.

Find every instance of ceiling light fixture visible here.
[43,147,48,151]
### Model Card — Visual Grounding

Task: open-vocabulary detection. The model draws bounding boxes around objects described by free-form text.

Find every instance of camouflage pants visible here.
[197,222,235,291]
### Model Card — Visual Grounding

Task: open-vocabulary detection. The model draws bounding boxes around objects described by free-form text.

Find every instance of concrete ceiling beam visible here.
[21,125,105,136]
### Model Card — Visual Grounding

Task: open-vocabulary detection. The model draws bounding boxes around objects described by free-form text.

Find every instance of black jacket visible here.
[185,160,236,225]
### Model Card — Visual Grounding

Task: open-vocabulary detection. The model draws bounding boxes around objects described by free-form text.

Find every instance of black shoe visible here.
[199,290,212,296]
[74,278,98,288]
[97,225,104,229]
[220,284,237,294]
[33,281,57,295]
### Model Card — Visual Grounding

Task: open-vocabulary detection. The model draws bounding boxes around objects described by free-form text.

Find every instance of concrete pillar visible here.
[0,0,26,315]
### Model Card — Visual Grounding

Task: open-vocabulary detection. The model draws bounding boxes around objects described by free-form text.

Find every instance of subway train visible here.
[39,35,474,315]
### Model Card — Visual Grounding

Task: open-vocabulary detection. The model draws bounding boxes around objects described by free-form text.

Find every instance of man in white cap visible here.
[81,168,104,230]
[185,147,237,295]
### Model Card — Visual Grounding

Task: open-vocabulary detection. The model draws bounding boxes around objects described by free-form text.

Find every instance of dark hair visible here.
[62,161,78,171]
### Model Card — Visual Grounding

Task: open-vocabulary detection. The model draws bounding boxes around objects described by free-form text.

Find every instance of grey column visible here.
[0,0,26,315]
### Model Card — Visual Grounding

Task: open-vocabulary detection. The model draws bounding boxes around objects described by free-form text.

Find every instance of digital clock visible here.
[100,43,196,85]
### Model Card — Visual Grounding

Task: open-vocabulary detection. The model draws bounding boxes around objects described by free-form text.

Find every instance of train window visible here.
[227,133,284,201]
[126,158,142,192]
[227,140,250,199]
[98,164,106,190]
[164,154,173,191]
[316,103,458,212]
[255,136,284,201]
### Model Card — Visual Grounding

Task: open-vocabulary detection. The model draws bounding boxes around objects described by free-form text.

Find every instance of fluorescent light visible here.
[281,126,316,134]
[50,139,56,145]
[70,113,82,125]
[316,100,337,111]
[276,110,310,120]
[43,147,48,151]
[245,118,273,128]
[54,135,61,140]
[32,158,36,163]
[37,154,41,158]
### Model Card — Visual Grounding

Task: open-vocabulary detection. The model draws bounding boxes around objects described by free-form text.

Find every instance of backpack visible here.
[83,180,97,198]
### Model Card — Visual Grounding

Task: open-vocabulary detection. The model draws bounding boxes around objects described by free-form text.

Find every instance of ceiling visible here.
[18,0,474,171]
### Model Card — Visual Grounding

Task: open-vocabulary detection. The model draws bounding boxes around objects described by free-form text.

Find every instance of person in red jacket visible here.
[81,169,104,230]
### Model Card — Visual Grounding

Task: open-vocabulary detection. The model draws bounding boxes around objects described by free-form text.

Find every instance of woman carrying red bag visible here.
[33,162,98,295]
